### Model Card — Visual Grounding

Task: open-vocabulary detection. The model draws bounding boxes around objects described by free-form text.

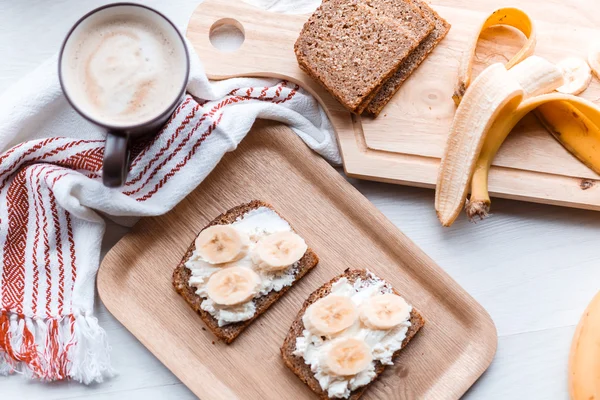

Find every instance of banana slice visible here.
[305,295,357,335]
[359,294,410,330]
[588,41,600,79]
[254,231,307,271]
[206,266,261,305]
[322,337,372,376]
[556,57,592,95]
[195,225,248,265]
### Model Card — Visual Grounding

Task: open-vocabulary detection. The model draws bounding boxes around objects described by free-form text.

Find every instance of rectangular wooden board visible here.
[98,121,496,400]
[187,0,600,212]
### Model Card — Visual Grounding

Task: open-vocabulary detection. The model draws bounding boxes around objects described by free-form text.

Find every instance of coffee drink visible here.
[60,6,188,126]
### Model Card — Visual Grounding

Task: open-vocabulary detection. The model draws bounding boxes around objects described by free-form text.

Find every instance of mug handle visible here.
[103,132,130,188]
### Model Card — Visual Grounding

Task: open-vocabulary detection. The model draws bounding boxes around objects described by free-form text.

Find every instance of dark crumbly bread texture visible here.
[294,0,421,114]
[365,0,451,116]
[353,0,435,112]
[281,269,424,400]
[172,200,319,344]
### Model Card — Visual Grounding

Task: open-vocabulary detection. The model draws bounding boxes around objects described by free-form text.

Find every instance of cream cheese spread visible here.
[185,207,300,326]
[293,273,412,399]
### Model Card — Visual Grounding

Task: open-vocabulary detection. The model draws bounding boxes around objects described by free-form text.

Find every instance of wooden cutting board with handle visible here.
[187,0,600,212]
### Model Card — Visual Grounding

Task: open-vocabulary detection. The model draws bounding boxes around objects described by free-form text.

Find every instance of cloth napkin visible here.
[0,4,338,384]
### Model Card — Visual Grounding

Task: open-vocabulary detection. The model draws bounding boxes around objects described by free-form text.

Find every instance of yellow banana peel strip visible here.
[467,94,600,219]
[569,291,600,400]
[454,7,537,105]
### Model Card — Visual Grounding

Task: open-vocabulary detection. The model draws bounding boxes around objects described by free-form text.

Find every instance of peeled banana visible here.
[466,57,565,220]
[446,5,600,224]
[569,291,600,400]
[467,94,600,219]
[435,63,523,227]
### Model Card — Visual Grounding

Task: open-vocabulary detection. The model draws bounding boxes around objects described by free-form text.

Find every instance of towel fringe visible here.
[0,310,114,383]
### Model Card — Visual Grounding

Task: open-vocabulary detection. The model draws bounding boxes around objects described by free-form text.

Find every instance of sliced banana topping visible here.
[359,293,410,330]
[254,231,307,271]
[322,337,372,376]
[195,225,248,265]
[306,295,357,335]
[206,266,261,306]
[555,57,592,95]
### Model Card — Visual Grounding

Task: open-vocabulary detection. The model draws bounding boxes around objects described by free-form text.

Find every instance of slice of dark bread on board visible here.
[365,0,451,116]
[281,269,424,399]
[294,0,422,114]
[353,0,435,112]
[172,200,319,344]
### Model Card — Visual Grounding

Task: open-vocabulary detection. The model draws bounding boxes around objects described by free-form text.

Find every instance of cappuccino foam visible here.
[62,13,186,126]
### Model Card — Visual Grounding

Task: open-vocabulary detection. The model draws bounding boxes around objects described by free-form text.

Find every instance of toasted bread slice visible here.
[294,0,422,113]
[281,269,424,399]
[365,0,451,116]
[172,200,319,344]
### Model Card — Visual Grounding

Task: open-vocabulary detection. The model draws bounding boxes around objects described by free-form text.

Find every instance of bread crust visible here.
[281,269,424,399]
[365,0,451,116]
[172,200,319,344]
[294,0,425,113]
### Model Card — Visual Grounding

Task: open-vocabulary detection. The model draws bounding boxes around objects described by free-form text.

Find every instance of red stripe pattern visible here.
[0,83,301,379]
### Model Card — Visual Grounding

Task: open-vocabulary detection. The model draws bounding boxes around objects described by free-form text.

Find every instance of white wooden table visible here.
[0,0,596,399]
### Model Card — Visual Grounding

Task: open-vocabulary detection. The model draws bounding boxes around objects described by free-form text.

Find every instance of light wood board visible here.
[98,121,497,400]
[187,0,600,212]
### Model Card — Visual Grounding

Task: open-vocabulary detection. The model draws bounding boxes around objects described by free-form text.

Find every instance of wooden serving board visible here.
[187,0,600,211]
[98,121,497,400]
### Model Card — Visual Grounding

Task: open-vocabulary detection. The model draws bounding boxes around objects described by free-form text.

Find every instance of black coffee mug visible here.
[58,3,190,187]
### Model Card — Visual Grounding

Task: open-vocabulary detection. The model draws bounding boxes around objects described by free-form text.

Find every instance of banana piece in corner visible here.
[569,291,600,400]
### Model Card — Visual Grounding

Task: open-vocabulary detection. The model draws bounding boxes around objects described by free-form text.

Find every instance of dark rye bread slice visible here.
[353,0,435,113]
[365,0,451,116]
[281,269,424,400]
[172,200,319,344]
[294,0,422,114]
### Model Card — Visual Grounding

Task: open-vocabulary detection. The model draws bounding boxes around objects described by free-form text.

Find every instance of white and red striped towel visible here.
[0,36,340,383]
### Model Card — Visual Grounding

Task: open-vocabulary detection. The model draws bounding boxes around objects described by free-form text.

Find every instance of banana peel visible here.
[535,102,600,175]
[435,63,523,227]
[454,7,537,105]
[444,7,600,225]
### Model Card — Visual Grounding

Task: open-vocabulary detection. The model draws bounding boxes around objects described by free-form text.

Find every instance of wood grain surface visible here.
[187,0,600,211]
[97,121,496,400]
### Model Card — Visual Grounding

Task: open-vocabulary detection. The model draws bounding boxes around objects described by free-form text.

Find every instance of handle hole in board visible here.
[209,18,245,52]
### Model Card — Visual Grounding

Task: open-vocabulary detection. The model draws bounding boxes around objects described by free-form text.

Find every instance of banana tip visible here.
[465,200,490,222]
